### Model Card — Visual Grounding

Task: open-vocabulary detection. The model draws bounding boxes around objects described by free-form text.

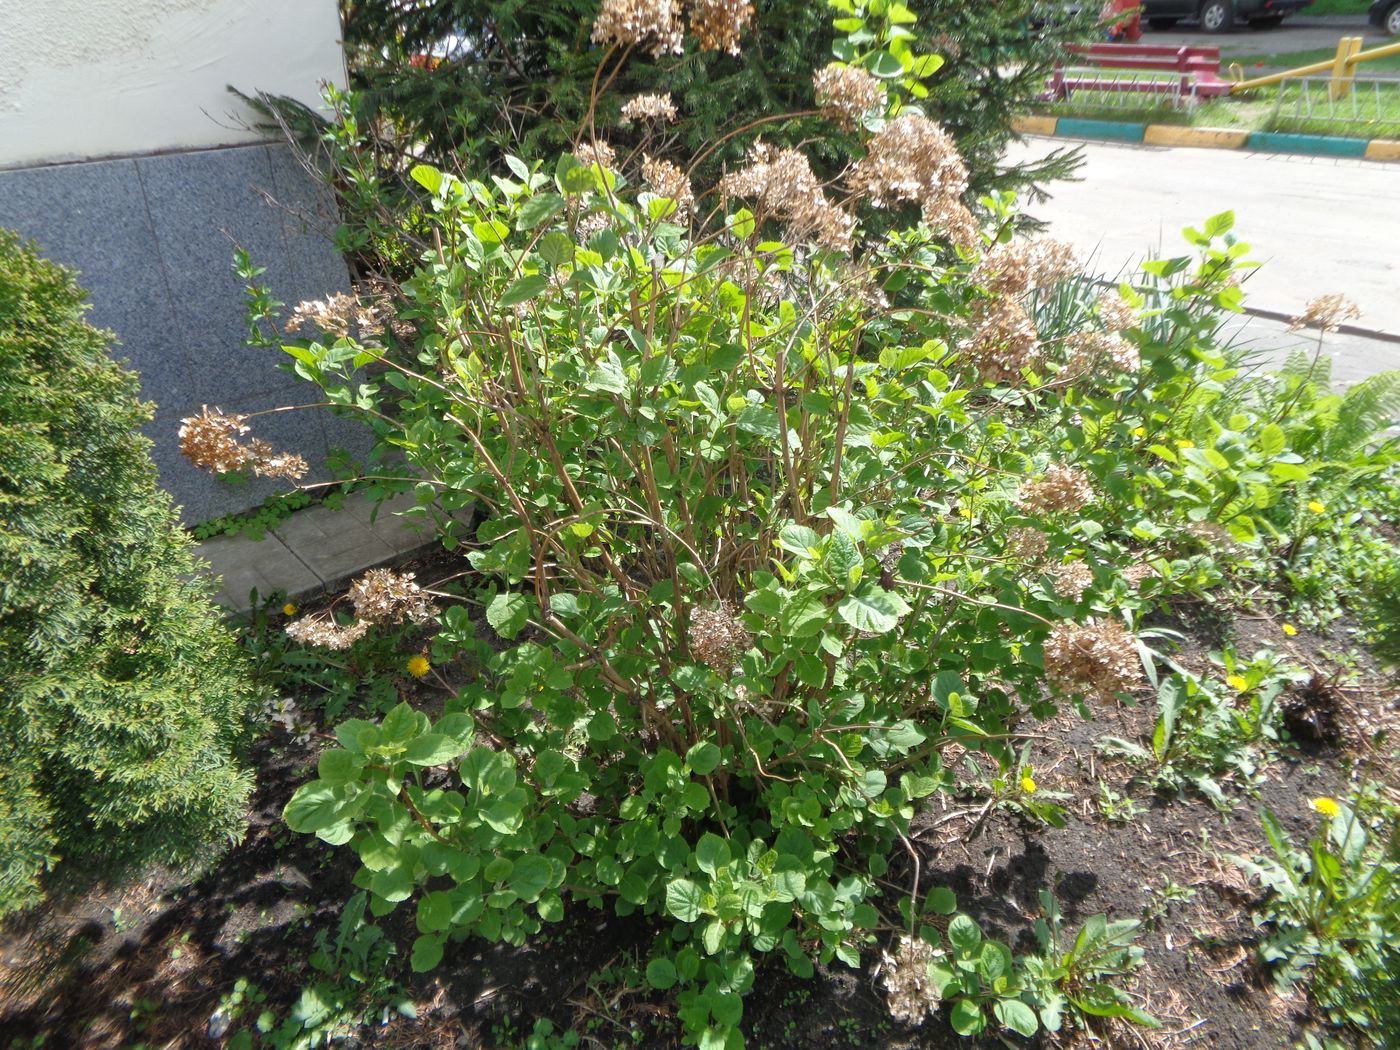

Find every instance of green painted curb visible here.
[1055,118,1146,143]
[1245,131,1370,158]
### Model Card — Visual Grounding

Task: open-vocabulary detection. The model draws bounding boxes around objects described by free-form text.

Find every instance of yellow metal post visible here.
[1231,39,1400,93]
[1330,36,1364,101]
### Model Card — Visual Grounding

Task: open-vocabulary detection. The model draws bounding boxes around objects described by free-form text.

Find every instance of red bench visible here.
[1049,43,1234,101]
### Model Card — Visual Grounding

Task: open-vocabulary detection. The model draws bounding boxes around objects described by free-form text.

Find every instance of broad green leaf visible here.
[686,741,723,775]
[666,878,705,922]
[646,958,679,990]
[836,585,910,634]
[410,934,444,972]
[695,833,731,876]
[498,274,549,308]
[486,592,530,639]
[517,192,564,230]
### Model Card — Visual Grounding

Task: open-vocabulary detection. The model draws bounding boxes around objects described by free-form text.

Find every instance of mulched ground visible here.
[2,594,1395,1050]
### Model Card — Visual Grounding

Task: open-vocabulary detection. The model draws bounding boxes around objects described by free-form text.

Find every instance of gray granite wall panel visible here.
[0,143,370,523]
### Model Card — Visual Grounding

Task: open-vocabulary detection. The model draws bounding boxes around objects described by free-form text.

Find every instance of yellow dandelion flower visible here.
[1175,439,1194,449]
[1307,500,1326,514]
[1226,674,1249,692]
[407,655,432,679]
[1132,426,1145,438]
[1021,775,1037,794]
[1282,623,1297,637]
[282,603,297,617]
[1310,797,1340,818]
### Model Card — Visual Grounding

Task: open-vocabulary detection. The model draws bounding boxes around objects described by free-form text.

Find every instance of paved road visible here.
[1007,137,1399,386]
[1144,14,1388,57]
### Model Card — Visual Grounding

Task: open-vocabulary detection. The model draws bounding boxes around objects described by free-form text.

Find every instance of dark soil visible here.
[3,589,1396,1050]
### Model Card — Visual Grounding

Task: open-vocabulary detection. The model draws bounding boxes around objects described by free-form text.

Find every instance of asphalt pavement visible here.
[1144,14,1387,57]
[1007,136,1400,387]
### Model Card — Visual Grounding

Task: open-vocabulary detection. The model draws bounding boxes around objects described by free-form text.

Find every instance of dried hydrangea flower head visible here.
[591,0,684,56]
[285,615,371,651]
[178,406,250,475]
[1051,561,1095,602]
[688,0,754,54]
[348,569,437,625]
[719,143,854,252]
[642,155,695,217]
[1095,290,1137,332]
[961,297,1042,384]
[1288,293,1361,333]
[574,139,618,172]
[287,291,384,342]
[1042,617,1143,703]
[880,934,940,1024]
[974,240,1078,299]
[1017,463,1094,516]
[813,62,885,130]
[1006,525,1049,562]
[688,602,752,673]
[620,92,679,124]
[1059,330,1139,381]
[847,113,977,248]
[178,406,308,481]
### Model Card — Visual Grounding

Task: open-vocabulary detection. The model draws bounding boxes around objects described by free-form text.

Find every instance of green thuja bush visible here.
[0,230,259,918]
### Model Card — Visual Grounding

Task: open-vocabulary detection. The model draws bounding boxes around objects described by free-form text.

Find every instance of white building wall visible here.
[0,0,346,169]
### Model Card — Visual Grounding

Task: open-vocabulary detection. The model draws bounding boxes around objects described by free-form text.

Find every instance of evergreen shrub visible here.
[0,230,259,918]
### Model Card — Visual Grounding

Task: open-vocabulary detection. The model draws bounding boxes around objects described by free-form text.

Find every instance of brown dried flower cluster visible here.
[688,0,754,54]
[961,297,1042,383]
[349,569,436,625]
[1060,330,1139,381]
[1017,464,1094,516]
[1006,526,1049,561]
[178,406,308,480]
[1096,290,1137,332]
[621,92,678,124]
[591,0,684,55]
[574,139,618,171]
[974,240,1078,299]
[1051,562,1095,602]
[1288,293,1361,333]
[849,114,976,248]
[1123,561,1159,588]
[688,602,751,672]
[880,934,940,1025]
[720,143,854,252]
[285,615,370,651]
[287,291,385,341]
[1042,617,1143,703]
[813,62,885,130]
[642,155,695,217]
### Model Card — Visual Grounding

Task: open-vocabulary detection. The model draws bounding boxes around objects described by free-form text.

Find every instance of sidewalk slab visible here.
[270,502,400,591]
[196,531,322,611]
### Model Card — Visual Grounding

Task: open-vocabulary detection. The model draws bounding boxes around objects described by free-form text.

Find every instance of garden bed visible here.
[4,554,1394,1050]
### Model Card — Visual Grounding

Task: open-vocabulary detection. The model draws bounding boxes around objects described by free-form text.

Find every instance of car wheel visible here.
[1199,0,1234,32]
[1148,17,1180,28]
[1387,2,1400,35]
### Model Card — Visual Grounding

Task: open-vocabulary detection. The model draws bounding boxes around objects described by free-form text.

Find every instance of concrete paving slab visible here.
[344,488,439,554]
[270,501,399,591]
[196,531,322,611]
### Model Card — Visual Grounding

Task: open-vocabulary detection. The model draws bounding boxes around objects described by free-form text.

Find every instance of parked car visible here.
[1371,0,1400,36]
[1142,0,1312,33]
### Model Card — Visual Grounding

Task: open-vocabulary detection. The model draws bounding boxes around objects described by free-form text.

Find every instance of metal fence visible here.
[1044,67,1200,111]
[1271,75,1400,131]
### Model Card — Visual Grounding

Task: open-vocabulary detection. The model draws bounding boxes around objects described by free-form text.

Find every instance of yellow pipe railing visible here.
[1231,37,1400,95]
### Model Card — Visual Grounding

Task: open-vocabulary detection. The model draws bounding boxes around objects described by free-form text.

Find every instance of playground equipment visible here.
[1229,36,1400,98]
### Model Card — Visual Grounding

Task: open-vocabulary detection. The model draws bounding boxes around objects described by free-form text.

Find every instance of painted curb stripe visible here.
[1365,139,1400,162]
[1054,118,1146,143]
[1245,131,1370,158]
[1144,125,1250,150]
[1026,115,1396,161]
[1012,115,1059,136]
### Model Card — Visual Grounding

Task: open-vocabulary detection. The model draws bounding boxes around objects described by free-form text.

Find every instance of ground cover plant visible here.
[0,231,261,920]
[159,2,1400,1047]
